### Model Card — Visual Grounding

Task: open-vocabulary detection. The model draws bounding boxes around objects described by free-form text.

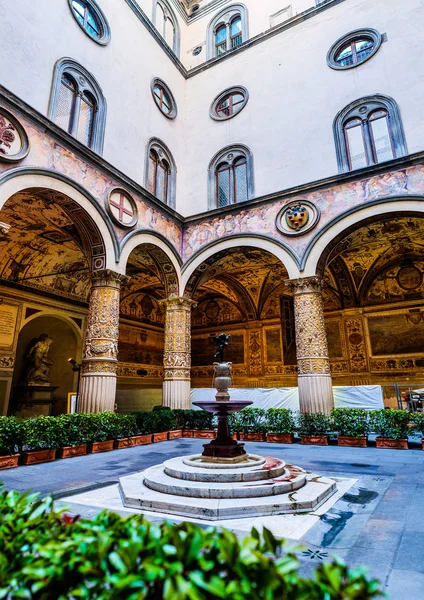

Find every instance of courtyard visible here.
[1,438,423,599]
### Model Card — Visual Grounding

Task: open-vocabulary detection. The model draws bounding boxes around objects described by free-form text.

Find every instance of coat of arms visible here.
[285,204,309,230]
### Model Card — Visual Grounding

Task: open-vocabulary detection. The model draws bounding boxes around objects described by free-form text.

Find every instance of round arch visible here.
[181,235,301,293]
[0,168,118,270]
[120,231,182,296]
[302,197,424,276]
[20,310,83,343]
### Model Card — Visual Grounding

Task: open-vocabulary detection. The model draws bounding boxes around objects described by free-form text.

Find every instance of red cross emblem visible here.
[109,192,135,225]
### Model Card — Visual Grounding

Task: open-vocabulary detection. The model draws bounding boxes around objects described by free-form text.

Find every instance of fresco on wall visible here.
[192,334,245,366]
[368,314,424,356]
[325,320,343,358]
[118,325,163,365]
[192,298,243,327]
[265,328,282,363]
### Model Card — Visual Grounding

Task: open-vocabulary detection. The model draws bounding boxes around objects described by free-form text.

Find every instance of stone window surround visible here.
[206,4,249,60]
[333,94,407,174]
[67,0,111,46]
[210,85,249,121]
[48,58,107,155]
[326,28,382,71]
[145,138,177,209]
[150,78,178,120]
[207,144,254,210]
[153,0,181,57]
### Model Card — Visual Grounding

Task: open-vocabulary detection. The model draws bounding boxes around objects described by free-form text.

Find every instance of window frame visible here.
[48,58,107,154]
[150,78,178,120]
[206,4,248,60]
[208,145,254,210]
[333,95,407,173]
[145,139,176,208]
[327,28,382,71]
[68,0,111,45]
[153,0,181,57]
[210,86,249,121]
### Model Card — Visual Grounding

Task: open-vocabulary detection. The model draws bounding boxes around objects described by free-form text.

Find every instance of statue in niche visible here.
[26,334,54,385]
[212,333,230,363]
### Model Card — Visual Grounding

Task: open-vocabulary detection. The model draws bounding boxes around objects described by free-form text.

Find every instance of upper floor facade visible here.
[0,0,423,217]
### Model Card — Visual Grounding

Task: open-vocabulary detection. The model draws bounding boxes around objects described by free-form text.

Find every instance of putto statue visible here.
[26,334,54,385]
[212,333,230,363]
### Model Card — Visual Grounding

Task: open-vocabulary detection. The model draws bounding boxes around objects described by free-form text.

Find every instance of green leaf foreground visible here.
[0,486,385,599]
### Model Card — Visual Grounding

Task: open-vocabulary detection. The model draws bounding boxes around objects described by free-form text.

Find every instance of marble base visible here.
[119,456,336,520]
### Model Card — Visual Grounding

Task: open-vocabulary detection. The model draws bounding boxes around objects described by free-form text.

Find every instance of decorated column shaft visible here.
[161,297,196,409]
[79,270,126,413]
[288,276,334,414]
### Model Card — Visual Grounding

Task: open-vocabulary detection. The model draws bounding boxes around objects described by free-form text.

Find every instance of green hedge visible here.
[0,486,384,599]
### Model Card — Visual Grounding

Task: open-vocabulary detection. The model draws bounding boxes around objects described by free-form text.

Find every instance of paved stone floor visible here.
[1,438,424,599]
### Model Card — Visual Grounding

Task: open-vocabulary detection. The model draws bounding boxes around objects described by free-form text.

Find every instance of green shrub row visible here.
[229,407,421,440]
[0,485,384,599]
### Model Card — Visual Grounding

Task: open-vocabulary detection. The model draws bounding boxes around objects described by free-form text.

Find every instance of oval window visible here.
[68,0,111,45]
[151,79,177,119]
[327,29,382,70]
[210,86,249,121]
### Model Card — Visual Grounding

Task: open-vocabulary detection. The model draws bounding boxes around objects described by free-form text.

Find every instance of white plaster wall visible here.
[179,0,424,214]
[0,0,187,201]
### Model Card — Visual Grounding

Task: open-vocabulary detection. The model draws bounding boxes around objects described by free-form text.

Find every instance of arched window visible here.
[154,0,180,56]
[207,4,248,59]
[208,146,254,210]
[68,0,111,45]
[49,59,106,154]
[145,139,176,208]
[333,95,407,173]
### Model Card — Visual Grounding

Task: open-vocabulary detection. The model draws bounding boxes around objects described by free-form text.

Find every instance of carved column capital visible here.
[159,296,197,312]
[286,276,324,295]
[90,269,129,290]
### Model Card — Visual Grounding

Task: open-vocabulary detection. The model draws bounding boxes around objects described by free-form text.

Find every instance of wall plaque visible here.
[0,303,18,348]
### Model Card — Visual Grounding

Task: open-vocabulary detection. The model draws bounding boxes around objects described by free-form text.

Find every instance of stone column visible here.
[161,297,196,409]
[287,276,334,414]
[79,270,126,413]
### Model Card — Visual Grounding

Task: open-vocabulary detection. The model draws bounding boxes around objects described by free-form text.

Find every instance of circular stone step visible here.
[166,455,286,483]
[143,462,307,499]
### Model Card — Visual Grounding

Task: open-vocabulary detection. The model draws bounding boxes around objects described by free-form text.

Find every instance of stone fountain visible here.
[119,334,336,521]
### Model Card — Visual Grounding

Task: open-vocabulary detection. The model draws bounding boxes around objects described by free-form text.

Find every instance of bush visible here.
[0,486,384,599]
[85,412,121,442]
[297,412,331,436]
[54,413,95,447]
[369,408,412,440]
[331,408,369,438]
[0,416,19,456]
[19,415,60,451]
[183,409,214,430]
[115,413,138,439]
[231,408,267,434]
[266,408,295,434]
[412,412,424,437]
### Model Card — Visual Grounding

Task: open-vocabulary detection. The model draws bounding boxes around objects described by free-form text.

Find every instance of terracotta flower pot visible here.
[57,444,87,459]
[0,454,20,470]
[19,449,57,465]
[182,430,195,438]
[301,435,329,446]
[239,432,266,442]
[422,439,424,451]
[376,437,409,450]
[87,440,114,454]
[152,431,168,443]
[193,430,215,439]
[168,430,183,440]
[266,433,295,444]
[337,436,368,448]
[113,437,136,449]
[230,432,238,440]
[132,434,152,445]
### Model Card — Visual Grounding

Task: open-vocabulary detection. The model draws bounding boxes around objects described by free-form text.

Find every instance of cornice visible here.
[0,85,184,227]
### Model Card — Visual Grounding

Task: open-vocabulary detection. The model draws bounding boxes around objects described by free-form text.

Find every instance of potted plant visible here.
[265,409,295,443]
[132,411,153,445]
[331,408,369,448]
[86,412,119,453]
[0,416,20,469]
[297,412,331,445]
[56,414,90,458]
[412,413,424,450]
[369,408,411,449]
[237,408,267,442]
[143,410,172,443]
[113,414,138,449]
[19,416,59,464]
[168,409,185,439]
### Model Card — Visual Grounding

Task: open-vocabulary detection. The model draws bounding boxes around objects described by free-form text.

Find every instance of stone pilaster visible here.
[160,297,196,409]
[287,276,334,414]
[79,270,127,413]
